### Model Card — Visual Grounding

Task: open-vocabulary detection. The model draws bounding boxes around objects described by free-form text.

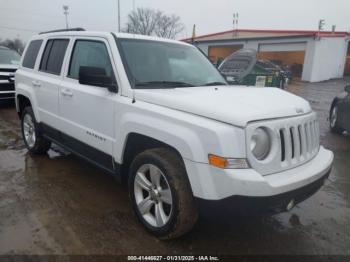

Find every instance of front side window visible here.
[68,40,114,80]
[40,39,69,75]
[118,39,227,89]
[22,40,42,69]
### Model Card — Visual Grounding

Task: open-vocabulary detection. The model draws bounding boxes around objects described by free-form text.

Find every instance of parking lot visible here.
[0,79,349,255]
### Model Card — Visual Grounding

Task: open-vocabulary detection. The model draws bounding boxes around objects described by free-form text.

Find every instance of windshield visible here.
[117,38,227,88]
[0,48,21,65]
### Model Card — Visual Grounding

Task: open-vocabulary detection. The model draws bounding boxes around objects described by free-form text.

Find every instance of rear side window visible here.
[68,40,114,80]
[22,40,43,69]
[40,39,69,75]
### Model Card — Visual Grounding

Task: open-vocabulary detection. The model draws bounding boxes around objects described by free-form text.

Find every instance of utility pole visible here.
[233,12,239,37]
[317,19,325,39]
[191,24,196,44]
[318,19,325,31]
[117,0,121,32]
[63,5,69,29]
[332,25,336,34]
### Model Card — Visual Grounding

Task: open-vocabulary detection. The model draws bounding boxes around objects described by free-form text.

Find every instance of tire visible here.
[21,106,51,154]
[329,102,344,134]
[128,148,198,239]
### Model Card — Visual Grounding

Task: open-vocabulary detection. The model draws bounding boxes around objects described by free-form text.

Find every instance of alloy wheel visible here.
[133,164,173,228]
[23,113,36,148]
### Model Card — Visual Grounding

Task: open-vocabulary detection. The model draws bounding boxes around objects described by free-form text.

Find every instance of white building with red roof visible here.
[183,29,350,82]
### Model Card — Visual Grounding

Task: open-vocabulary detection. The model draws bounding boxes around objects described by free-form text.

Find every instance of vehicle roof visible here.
[30,31,191,47]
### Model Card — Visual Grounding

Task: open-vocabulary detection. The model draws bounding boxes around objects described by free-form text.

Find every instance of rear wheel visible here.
[330,103,344,134]
[129,148,198,239]
[21,107,51,154]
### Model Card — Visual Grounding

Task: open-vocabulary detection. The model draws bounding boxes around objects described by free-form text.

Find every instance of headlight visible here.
[250,127,271,160]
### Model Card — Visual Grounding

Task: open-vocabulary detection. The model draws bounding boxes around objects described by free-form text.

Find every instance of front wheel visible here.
[129,148,198,239]
[330,103,344,134]
[21,107,51,154]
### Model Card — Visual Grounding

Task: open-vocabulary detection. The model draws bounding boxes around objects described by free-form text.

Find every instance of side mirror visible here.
[79,66,117,93]
[345,85,350,93]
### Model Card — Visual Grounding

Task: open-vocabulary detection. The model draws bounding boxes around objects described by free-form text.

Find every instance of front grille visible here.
[0,82,15,91]
[246,113,319,176]
[0,92,15,100]
[0,69,16,82]
[0,68,16,73]
[278,119,319,164]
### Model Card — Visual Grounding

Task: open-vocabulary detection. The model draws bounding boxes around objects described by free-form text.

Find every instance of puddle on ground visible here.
[1,82,350,254]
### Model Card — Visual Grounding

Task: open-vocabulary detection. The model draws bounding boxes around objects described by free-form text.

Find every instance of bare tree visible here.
[154,14,184,39]
[123,8,184,39]
[0,38,25,54]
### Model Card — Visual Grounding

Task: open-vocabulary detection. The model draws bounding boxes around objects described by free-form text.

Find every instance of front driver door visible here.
[59,38,117,172]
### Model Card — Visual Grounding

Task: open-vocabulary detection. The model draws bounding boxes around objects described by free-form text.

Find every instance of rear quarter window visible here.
[22,40,43,69]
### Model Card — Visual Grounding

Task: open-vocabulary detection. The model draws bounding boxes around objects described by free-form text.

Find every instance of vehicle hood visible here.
[134,86,312,127]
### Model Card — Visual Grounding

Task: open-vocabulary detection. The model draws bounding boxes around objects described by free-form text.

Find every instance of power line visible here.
[0,25,39,33]
[0,8,63,20]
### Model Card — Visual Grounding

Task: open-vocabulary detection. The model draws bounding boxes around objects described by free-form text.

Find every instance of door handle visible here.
[32,80,41,87]
[61,89,74,97]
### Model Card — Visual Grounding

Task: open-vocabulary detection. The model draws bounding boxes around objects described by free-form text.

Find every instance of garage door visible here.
[258,42,306,77]
[208,45,243,64]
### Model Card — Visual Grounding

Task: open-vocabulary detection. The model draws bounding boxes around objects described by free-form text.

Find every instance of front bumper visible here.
[196,169,330,215]
[184,146,333,201]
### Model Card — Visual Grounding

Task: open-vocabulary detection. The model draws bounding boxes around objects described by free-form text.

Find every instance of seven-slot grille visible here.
[246,113,320,176]
[279,119,319,164]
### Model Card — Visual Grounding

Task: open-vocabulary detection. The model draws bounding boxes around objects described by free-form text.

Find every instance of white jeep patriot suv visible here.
[15,28,334,239]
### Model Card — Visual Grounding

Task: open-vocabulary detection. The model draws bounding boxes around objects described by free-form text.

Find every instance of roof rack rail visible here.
[39,28,85,35]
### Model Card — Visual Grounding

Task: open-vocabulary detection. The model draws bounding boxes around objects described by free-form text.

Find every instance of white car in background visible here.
[15,29,334,239]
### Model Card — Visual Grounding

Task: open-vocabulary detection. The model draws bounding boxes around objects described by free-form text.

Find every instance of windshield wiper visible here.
[203,81,228,86]
[135,81,195,88]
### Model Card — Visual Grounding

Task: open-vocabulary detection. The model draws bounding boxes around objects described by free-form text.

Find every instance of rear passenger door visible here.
[59,38,116,172]
[36,38,69,129]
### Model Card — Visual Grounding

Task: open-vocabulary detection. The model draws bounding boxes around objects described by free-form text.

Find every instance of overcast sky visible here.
[0,0,349,43]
